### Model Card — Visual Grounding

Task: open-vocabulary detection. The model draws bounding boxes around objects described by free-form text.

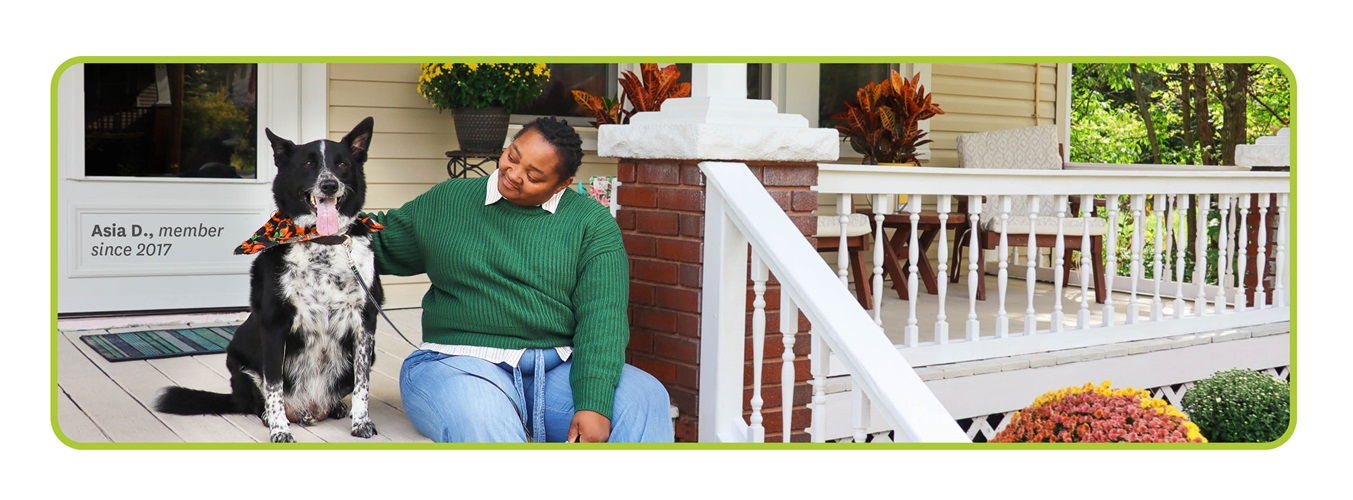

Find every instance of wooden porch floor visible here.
[56,308,432,445]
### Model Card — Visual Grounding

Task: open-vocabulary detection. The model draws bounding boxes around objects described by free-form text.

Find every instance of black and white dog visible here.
[155,117,383,443]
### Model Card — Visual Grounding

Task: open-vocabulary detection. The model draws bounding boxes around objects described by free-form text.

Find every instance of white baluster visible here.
[852,382,871,443]
[1151,195,1166,321]
[1234,195,1250,311]
[1195,193,1210,316]
[1275,193,1288,307]
[997,195,1011,338]
[1225,195,1238,306]
[872,194,886,325]
[1078,194,1092,329]
[1103,195,1119,326]
[966,196,982,341]
[1256,194,1270,309]
[1174,195,1190,318]
[1052,195,1067,332]
[1024,196,1040,335]
[936,196,951,343]
[748,255,767,443]
[808,326,828,443]
[837,193,850,289]
[781,307,797,443]
[1162,194,1174,286]
[1128,195,1145,324]
[906,196,921,346]
[1215,194,1232,313]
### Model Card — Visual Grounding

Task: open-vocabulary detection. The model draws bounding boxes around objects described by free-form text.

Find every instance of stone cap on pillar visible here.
[1235,127,1290,168]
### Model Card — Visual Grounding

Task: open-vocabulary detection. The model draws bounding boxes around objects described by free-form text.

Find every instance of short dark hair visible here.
[515,116,584,181]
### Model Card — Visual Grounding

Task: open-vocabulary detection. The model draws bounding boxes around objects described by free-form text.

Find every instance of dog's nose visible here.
[319,179,340,196]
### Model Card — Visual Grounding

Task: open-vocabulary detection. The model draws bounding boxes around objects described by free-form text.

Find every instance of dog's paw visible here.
[270,431,296,443]
[351,420,378,439]
[329,401,350,420]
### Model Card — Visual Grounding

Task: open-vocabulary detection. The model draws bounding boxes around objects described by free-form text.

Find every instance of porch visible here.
[53,270,1288,445]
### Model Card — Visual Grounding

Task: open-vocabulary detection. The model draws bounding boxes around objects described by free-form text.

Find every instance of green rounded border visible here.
[50,55,1296,451]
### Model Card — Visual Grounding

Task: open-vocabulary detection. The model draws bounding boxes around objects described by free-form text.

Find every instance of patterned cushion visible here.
[815,213,872,238]
[955,125,1077,231]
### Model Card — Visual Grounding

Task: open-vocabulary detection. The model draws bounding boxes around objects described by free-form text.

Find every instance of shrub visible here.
[992,381,1206,443]
[1180,369,1290,442]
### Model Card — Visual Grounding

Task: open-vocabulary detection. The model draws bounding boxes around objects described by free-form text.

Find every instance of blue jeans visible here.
[399,348,674,443]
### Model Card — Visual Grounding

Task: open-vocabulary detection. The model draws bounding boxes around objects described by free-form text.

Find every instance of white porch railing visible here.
[699,162,969,443]
[815,164,1291,369]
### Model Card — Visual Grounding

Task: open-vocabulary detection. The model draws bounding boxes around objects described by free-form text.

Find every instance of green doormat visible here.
[80,325,237,362]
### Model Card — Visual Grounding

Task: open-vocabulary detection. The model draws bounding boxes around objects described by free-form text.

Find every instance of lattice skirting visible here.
[830,366,1290,443]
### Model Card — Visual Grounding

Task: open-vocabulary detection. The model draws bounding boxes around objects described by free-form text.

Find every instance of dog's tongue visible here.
[316,199,339,236]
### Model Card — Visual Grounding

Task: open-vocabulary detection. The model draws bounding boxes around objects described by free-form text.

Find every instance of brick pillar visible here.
[600,62,839,442]
[619,158,821,442]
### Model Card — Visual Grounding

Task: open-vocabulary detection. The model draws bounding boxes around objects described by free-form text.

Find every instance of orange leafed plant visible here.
[572,63,692,126]
[830,70,945,165]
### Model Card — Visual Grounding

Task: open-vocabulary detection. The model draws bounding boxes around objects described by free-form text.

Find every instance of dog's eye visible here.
[304,160,314,167]
[338,162,347,169]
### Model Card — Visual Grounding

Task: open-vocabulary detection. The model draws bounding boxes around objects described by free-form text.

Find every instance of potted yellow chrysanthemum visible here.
[417,63,551,152]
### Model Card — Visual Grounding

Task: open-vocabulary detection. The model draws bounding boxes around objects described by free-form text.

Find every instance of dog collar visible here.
[234,211,383,255]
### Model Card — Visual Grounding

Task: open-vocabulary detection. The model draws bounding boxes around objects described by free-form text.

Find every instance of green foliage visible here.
[417,63,551,113]
[1071,63,1290,283]
[180,65,256,176]
[1070,63,1291,165]
[1070,95,1144,164]
[1180,369,1290,443]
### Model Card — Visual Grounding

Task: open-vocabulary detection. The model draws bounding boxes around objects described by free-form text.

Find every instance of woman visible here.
[369,117,673,443]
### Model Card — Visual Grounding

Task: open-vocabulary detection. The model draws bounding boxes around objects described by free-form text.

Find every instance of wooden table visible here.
[860,210,948,300]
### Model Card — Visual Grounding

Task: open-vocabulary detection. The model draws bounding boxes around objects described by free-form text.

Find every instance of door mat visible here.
[80,325,237,362]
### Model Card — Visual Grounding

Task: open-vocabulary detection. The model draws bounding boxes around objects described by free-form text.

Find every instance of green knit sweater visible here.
[367,176,630,419]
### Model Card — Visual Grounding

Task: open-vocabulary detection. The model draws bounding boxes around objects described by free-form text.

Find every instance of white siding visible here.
[928,63,1062,167]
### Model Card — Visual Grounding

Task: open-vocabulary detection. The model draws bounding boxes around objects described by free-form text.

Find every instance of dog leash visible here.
[337,236,411,344]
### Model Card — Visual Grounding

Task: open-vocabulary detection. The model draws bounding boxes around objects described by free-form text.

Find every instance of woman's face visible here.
[496,128,574,207]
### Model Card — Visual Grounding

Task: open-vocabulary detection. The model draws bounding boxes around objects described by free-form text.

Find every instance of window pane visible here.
[85,64,258,179]
[818,63,891,126]
[515,64,611,118]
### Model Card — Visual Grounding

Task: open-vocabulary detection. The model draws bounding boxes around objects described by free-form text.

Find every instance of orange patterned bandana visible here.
[234,211,383,255]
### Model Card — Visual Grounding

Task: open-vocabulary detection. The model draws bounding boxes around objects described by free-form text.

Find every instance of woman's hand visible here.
[567,410,611,443]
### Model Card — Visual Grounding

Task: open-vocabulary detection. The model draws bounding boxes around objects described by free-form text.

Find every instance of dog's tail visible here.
[154,386,247,416]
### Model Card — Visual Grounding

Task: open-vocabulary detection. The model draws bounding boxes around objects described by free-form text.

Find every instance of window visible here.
[84,64,258,179]
[514,64,614,119]
[817,63,892,127]
[514,63,773,124]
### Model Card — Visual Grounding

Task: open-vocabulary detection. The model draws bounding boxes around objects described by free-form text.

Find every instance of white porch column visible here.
[599,63,838,443]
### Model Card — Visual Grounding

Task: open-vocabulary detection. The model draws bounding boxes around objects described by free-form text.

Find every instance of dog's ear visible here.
[342,117,375,158]
[264,128,295,166]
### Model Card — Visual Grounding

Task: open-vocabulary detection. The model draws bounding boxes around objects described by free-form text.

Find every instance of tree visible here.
[1070,62,1291,284]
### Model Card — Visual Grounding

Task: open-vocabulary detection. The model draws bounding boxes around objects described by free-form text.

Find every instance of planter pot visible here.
[453,107,511,152]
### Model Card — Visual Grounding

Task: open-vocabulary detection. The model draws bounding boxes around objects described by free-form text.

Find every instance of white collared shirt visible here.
[484,169,567,214]
[420,170,573,366]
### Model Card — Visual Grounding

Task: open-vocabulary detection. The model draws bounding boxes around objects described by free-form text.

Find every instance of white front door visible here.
[56,63,327,314]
